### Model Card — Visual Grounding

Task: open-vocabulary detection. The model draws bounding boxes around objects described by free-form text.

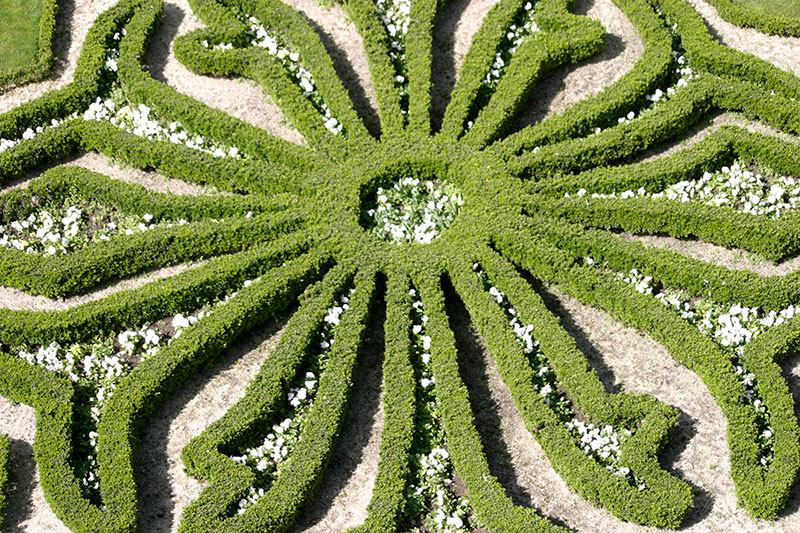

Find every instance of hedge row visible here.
[503,0,800,178]
[0,195,305,298]
[116,0,320,172]
[406,0,441,135]
[347,268,416,532]
[176,0,372,155]
[0,0,318,196]
[179,262,374,531]
[441,0,605,148]
[657,0,800,98]
[0,0,60,90]
[492,215,800,519]
[2,247,331,532]
[0,434,8,527]
[0,0,142,140]
[411,263,570,532]
[341,0,406,137]
[704,0,800,37]
[496,0,674,157]
[517,209,800,312]
[447,245,692,527]
[0,165,307,297]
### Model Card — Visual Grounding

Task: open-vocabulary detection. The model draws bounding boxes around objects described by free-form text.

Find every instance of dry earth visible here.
[2,0,800,532]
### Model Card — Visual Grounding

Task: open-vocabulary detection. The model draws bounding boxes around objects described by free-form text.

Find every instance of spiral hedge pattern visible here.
[1,0,800,531]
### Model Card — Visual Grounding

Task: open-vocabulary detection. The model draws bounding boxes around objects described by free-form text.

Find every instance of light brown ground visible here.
[135,315,288,531]
[516,0,645,128]
[293,298,386,533]
[686,0,800,78]
[145,0,306,145]
[619,232,800,277]
[3,0,800,531]
[0,399,69,532]
[0,262,199,312]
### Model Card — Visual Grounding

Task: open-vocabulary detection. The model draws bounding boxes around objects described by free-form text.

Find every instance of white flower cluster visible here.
[367,177,463,244]
[102,29,126,73]
[615,268,789,468]
[405,288,472,532]
[0,114,78,155]
[375,0,411,115]
[575,161,800,219]
[0,204,167,256]
[13,277,258,500]
[481,2,537,89]
[231,287,354,514]
[83,97,242,158]
[472,263,638,482]
[203,14,344,134]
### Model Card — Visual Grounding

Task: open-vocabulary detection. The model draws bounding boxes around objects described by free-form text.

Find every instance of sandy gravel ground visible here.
[0,400,68,532]
[136,316,288,531]
[620,232,800,277]
[516,0,644,128]
[2,0,800,531]
[0,262,199,312]
[686,0,800,78]
[293,299,386,532]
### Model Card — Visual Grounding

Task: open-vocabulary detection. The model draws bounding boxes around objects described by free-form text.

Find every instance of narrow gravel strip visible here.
[135,317,288,532]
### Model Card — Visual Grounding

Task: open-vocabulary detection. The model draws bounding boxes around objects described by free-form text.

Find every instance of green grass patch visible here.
[734,0,800,19]
[0,0,46,74]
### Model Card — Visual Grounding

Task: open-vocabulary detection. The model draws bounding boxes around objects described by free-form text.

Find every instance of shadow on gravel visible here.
[293,287,386,531]
[304,16,382,138]
[514,0,628,131]
[4,439,36,531]
[135,309,292,532]
[145,1,184,83]
[443,278,535,508]
[430,0,472,133]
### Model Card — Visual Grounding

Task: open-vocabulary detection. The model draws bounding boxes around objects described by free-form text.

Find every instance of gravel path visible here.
[2,0,800,531]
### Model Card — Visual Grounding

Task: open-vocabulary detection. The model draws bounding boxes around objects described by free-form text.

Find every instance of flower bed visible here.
[230,286,354,512]
[365,177,463,244]
[402,287,474,532]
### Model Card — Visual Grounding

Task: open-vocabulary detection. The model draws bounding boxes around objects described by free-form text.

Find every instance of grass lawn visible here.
[734,0,800,19]
[0,0,45,74]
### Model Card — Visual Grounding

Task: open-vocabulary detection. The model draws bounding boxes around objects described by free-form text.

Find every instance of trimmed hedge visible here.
[2,0,800,528]
[446,246,692,527]
[347,268,416,532]
[496,0,675,157]
[440,0,605,148]
[0,165,306,297]
[704,0,800,37]
[179,262,375,532]
[492,214,800,519]
[0,245,331,532]
[0,0,60,90]
[175,0,373,155]
[412,264,571,532]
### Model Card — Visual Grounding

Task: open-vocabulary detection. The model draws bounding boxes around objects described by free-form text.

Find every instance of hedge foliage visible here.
[705,0,800,37]
[446,247,692,527]
[1,0,800,529]
[0,0,60,89]
[180,262,375,532]
[492,215,800,519]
